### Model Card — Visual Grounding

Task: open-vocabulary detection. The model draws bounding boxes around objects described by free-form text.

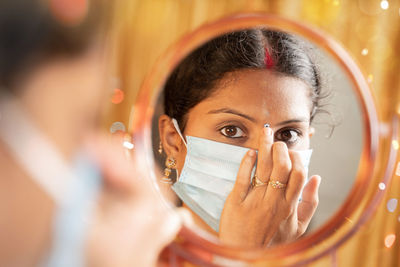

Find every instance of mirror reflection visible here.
[151,27,362,248]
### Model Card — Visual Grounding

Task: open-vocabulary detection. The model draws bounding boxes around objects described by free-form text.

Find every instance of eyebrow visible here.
[276,118,309,126]
[207,108,309,126]
[207,108,256,122]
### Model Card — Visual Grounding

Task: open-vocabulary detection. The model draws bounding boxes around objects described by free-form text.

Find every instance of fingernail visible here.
[248,149,255,157]
[263,126,272,136]
[316,175,322,186]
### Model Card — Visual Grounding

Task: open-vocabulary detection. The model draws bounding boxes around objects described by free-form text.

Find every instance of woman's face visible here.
[171,69,314,173]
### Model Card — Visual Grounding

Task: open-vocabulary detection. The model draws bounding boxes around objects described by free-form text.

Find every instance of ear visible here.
[49,0,89,26]
[309,126,315,138]
[158,115,186,158]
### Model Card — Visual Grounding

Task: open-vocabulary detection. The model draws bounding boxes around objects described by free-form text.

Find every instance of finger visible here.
[297,175,321,232]
[264,141,291,199]
[230,149,257,203]
[245,126,273,202]
[176,207,195,227]
[253,125,273,187]
[285,151,307,202]
[157,209,183,247]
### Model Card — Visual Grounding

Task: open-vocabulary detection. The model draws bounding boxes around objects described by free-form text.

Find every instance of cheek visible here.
[176,148,187,175]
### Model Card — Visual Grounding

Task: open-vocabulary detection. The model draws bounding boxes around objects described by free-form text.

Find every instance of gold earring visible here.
[161,157,176,184]
[158,141,163,154]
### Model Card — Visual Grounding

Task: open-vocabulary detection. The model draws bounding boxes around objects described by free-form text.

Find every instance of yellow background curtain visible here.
[107,1,400,266]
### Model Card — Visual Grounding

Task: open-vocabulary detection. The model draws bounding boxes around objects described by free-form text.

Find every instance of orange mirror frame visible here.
[130,13,396,266]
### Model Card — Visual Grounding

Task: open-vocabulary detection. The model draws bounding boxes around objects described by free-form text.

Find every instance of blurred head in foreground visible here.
[0,0,111,156]
[0,1,181,266]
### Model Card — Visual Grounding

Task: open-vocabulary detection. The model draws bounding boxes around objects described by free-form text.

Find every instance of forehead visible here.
[192,69,312,124]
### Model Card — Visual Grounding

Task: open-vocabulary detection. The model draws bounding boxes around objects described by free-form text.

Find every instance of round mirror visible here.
[130,13,379,265]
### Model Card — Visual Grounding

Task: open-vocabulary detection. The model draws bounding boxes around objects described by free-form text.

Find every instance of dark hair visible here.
[0,0,111,91]
[164,28,328,131]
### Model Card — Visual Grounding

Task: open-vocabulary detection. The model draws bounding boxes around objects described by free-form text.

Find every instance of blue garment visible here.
[43,154,101,267]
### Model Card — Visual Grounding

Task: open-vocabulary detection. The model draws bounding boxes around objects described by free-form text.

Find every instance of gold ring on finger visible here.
[251,174,268,188]
[268,180,287,189]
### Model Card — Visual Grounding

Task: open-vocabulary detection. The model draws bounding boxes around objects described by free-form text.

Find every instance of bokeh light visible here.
[111,88,125,104]
[384,234,396,248]
[380,0,389,10]
[378,182,386,190]
[392,140,399,150]
[345,217,353,223]
[123,141,134,150]
[386,198,398,213]
[110,121,126,134]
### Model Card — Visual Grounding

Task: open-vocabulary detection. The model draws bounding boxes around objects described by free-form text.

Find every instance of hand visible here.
[218,127,320,248]
[84,135,182,267]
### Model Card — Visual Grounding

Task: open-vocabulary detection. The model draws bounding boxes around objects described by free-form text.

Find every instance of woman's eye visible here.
[275,129,301,144]
[220,126,245,138]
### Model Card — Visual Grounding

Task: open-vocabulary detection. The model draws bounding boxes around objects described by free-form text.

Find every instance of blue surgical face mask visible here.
[0,95,101,267]
[170,119,312,232]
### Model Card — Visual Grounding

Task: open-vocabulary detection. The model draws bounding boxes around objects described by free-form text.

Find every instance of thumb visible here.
[229,149,257,203]
[297,175,321,229]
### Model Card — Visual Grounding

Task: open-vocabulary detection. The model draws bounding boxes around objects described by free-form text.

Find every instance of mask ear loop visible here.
[172,118,187,148]
[171,118,187,181]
